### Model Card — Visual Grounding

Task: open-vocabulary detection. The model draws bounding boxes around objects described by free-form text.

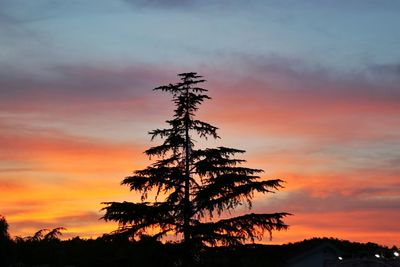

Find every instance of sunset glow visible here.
[1,0,399,247]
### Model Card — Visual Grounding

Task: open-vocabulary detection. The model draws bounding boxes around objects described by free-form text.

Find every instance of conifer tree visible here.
[103,72,289,253]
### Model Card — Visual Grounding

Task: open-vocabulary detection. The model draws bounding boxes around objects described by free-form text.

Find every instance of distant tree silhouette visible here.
[31,229,49,242]
[103,72,289,264]
[43,227,66,242]
[23,227,66,242]
[0,215,12,266]
[0,215,10,241]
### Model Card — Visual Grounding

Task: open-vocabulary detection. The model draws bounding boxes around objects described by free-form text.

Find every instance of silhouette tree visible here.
[0,215,12,266]
[31,229,49,242]
[43,227,66,242]
[0,215,10,242]
[103,72,289,263]
[22,227,66,242]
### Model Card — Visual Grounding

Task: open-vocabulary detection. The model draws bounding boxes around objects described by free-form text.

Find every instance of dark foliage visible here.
[0,215,12,266]
[102,72,289,254]
[0,215,10,241]
[5,235,398,267]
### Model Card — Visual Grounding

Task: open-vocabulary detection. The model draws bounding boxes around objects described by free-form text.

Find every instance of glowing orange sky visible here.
[2,72,399,246]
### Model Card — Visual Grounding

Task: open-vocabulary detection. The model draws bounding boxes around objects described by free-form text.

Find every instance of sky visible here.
[1,0,400,247]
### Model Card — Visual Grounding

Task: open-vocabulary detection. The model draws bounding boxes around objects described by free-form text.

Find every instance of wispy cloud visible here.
[0,63,178,118]
[123,0,197,9]
[200,55,400,143]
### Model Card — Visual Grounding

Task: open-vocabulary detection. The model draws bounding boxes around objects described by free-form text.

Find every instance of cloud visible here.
[0,9,32,40]
[124,0,196,7]
[254,186,400,245]
[368,62,400,74]
[366,63,400,85]
[0,63,179,118]
[123,0,200,9]
[122,0,244,12]
[3,56,398,134]
[0,120,145,170]
[0,179,25,190]
[9,211,102,236]
[281,210,400,244]
[264,188,400,214]
[0,63,168,100]
[231,54,400,100]
[1,199,50,217]
[198,54,400,145]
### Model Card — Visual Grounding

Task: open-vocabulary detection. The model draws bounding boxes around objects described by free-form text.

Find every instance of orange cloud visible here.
[203,81,400,143]
[0,121,150,238]
[268,210,400,246]
[1,60,399,248]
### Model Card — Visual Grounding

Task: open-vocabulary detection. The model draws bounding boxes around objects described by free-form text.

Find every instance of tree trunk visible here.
[183,86,191,266]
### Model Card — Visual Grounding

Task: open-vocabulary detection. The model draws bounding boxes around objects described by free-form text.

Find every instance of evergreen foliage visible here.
[102,72,289,250]
[6,234,399,267]
[0,215,10,241]
[0,215,12,266]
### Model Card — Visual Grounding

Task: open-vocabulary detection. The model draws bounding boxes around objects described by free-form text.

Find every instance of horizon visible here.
[1,0,399,247]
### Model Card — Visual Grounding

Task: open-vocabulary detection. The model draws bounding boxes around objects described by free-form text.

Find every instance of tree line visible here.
[1,216,397,267]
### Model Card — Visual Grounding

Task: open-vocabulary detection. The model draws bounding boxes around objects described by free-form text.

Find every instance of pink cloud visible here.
[1,58,399,246]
